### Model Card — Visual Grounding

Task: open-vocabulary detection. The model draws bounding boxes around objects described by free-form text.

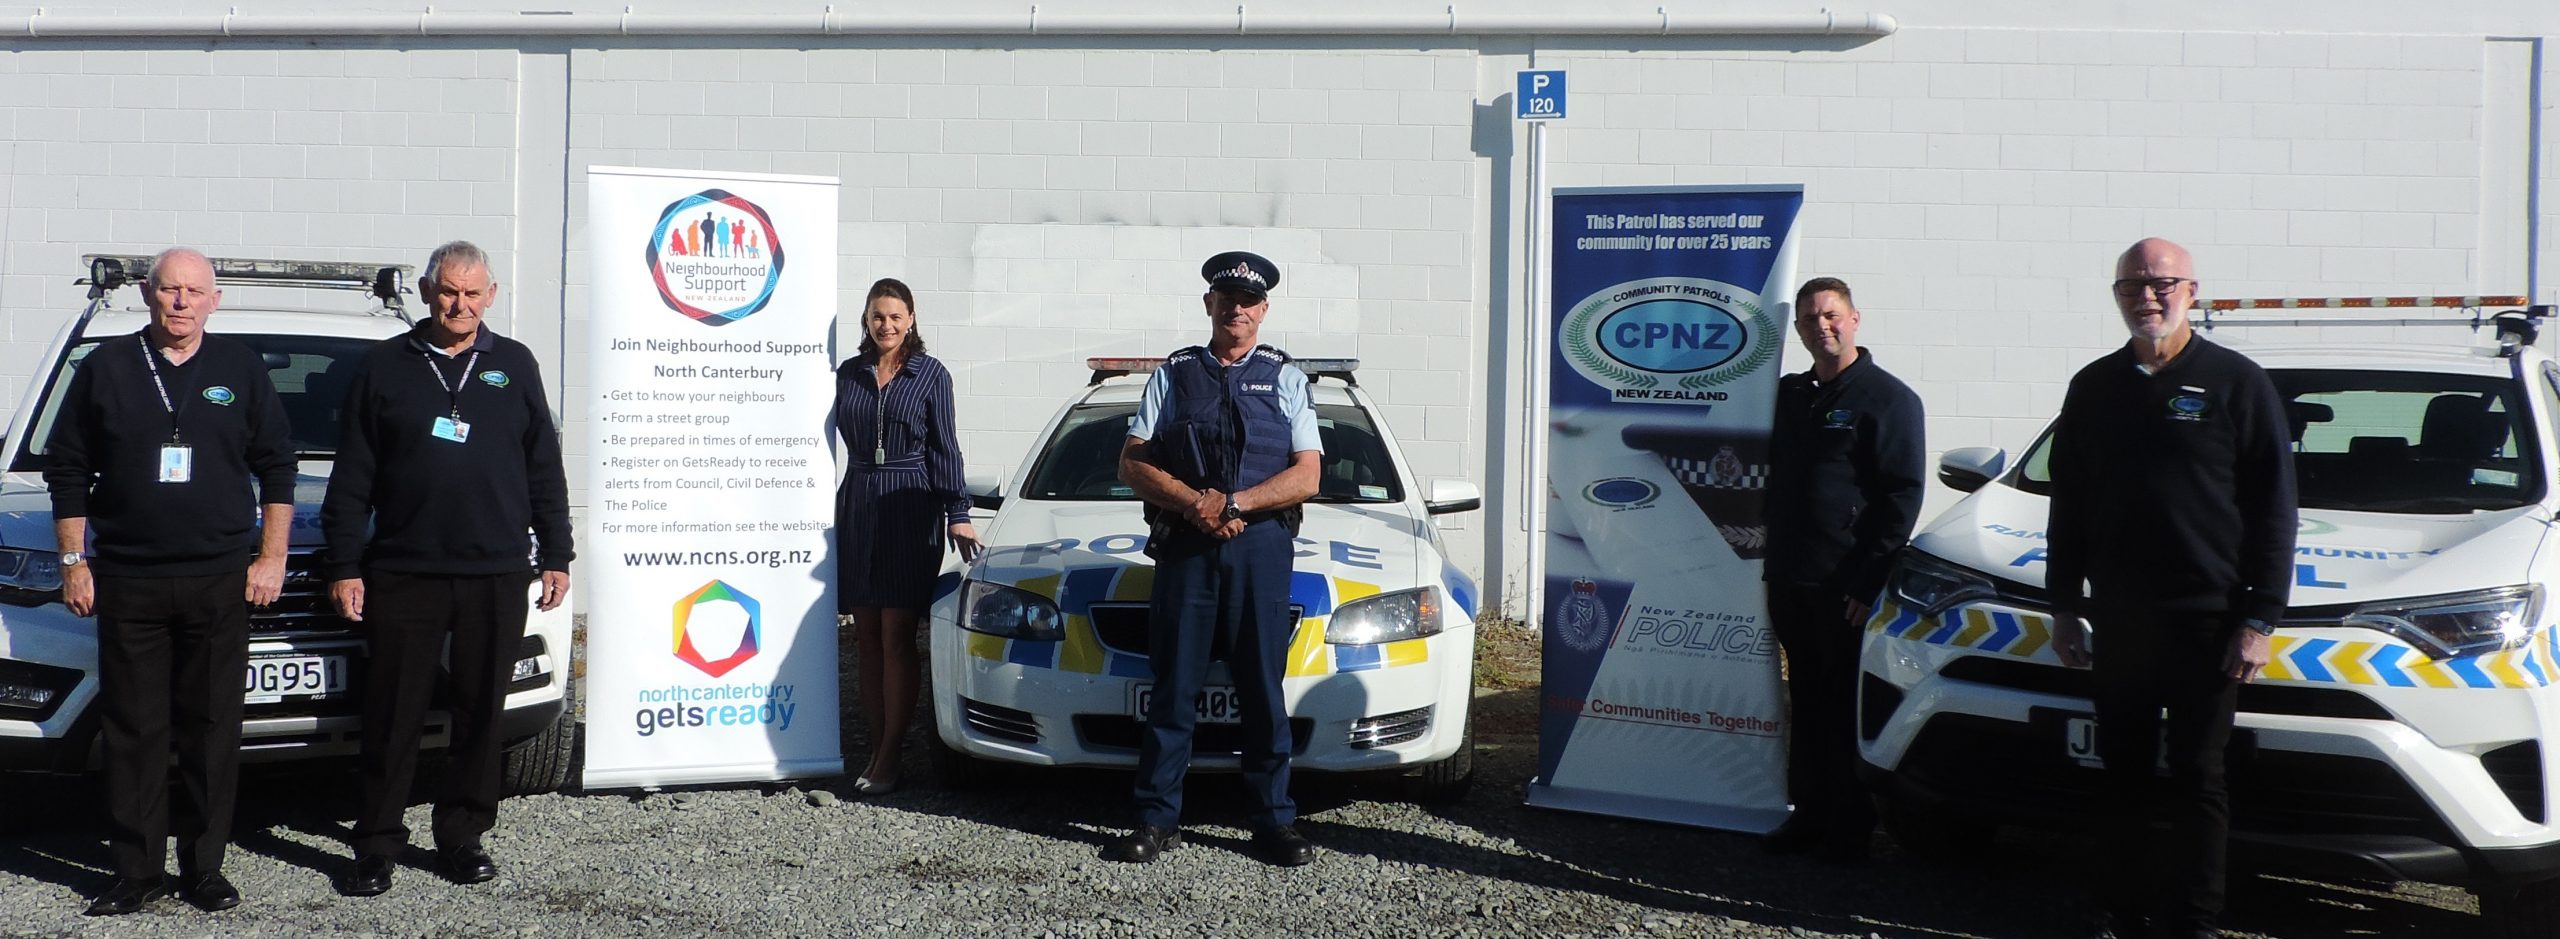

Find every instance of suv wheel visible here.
[1404,716,1475,804]
[499,707,578,796]
[2481,878,2560,939]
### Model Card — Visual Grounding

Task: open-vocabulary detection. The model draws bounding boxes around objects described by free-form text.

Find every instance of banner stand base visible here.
[1523,779,1788,836]
[582,757,845,791]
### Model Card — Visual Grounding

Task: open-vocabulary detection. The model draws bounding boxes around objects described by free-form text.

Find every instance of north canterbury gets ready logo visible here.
[633,579,798,737]
[1560,276,1776,404]
[646,188,785,327]
[672,579,761,678]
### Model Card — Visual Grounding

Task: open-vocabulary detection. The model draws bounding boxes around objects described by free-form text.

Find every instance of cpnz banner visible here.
[581,166,843,788]
[1527,184,1803,832]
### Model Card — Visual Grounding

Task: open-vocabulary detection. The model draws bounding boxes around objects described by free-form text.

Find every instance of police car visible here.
[0,254,576,795]
[925,356,1484,800]
[1857,299,2560,935]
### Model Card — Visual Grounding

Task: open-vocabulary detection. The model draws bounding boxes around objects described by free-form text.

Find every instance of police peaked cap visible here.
[1202,251,1279,296]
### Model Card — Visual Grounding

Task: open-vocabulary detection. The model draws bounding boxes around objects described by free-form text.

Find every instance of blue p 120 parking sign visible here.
[1517,69,1565,120]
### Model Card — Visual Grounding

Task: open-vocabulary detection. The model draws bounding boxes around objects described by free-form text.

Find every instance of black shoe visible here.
[1102,825,1181,863]
[437,845,497,884]
[1759,816,1821,856]
[82,875,166,916]
[176,871,241,912]
[342,856,394,897]
[1252,825,1316,867]
[2082,910,2148,939]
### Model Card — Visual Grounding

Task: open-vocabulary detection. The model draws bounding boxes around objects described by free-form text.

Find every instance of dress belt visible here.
[857,455,927,472]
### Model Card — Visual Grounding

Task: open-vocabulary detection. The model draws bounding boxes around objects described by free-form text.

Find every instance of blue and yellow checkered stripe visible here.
[964,565,1430,677]
[1866,598,2560,690]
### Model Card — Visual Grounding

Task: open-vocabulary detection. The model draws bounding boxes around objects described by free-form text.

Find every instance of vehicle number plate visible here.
[2064,716,2102,768]
[244,654,348,703]
[1132,684,1242,725]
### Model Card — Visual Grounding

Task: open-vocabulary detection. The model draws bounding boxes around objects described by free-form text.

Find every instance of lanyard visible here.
[137,334,187,443]
[423,349,481,420]
[871,361,894,464]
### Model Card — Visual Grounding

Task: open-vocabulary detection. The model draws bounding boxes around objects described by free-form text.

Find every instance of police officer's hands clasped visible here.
[62,564,95,618]
[330,577,364,622]
[949,521,984,562]
[2225,627,2272,683]
[2054,615,2093,669]
[1187,487,1227,534]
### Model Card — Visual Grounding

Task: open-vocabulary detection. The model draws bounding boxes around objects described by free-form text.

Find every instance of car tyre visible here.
[1879,793,1998,859]
[499,706,578,796]
[1405,715,1475,804]
[2481,878,2560,939]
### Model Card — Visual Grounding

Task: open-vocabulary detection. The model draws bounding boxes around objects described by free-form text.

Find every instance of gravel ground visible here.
[0,628,2490,938]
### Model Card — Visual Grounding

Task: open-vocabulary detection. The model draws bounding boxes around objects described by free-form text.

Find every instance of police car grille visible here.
[2483,741,2546,823]
[252,555,358,639]
[1936,657,2396,720]
[1085,603,1306,656]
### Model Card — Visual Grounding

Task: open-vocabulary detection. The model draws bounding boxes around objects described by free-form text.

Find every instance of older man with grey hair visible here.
[322,241,573,896]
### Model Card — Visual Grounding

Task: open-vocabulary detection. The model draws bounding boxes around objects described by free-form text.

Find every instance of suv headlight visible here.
[959,580,1065,641]
[0,547,65,607]
[1889,551,1996,618]
[1327,587,1441,645]
[2340,585,2542,661]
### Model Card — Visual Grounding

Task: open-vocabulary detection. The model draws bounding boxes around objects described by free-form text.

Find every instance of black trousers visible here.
[1766,582,1875,842]
[352,570,532,858]
[1133,520,1296,830]
[94,571,250,880]
[2090,610,2241,933]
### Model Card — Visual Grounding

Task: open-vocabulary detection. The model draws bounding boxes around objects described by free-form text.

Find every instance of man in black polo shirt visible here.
[47,247,295,915]
[323,240,572,896]
[1760,276,1925,864]
[2046,238,2296,939]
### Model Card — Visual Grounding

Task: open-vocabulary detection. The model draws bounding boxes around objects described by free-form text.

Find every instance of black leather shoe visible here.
[438,845,498,884]
[82,875,165,916]
[1252,825,1316,867]
[1759,816,1820,856]
[176,871,241,912]
[342,856,394,897]
[1101,825,1181,863]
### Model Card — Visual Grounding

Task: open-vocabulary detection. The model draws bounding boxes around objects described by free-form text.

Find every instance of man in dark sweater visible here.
[2046,238,2296,939]
[46,247,295,916]
[323,240,573,896]
[1760,276,1926,864]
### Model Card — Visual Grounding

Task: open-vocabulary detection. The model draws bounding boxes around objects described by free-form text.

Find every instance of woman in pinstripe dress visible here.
[834,278,980,794]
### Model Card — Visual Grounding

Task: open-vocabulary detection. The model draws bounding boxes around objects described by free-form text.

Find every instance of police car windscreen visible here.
[2008,368,2542,514]
[13,334,376,471]
[1021,402,1404,503]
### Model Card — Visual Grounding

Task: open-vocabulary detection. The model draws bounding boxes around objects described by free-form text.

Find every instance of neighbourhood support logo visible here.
[1560,276,1776,404]
[646,189,785,327]
[672,579,761,678]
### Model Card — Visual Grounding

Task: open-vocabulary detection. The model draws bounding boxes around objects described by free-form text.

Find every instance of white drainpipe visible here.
[4,7,1898,39]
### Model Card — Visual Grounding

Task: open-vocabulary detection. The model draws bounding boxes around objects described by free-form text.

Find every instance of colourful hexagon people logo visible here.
[672,580,761,678]
[645,188,785,327]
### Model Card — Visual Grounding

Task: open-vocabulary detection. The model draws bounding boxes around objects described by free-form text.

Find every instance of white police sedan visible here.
[925,357,1484,801]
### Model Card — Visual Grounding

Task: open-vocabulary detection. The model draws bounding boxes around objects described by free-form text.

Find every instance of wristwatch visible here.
[2242,617,2277,637]
[1221,496,1244,522]
[58,551,82,569]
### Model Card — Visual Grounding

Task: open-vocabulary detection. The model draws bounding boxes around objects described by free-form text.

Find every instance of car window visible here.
[1020,399,1404,503]
[2008,367,2542,513]
[12,332,380,472]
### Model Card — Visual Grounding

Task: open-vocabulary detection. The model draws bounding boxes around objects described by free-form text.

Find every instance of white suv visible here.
[0,254,575,794]
[1859,307,2560,936]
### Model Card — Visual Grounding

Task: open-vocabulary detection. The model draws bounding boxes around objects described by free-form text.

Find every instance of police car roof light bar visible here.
[2194,295,2537,337]
[1084,356,1362,386]
[78,253,415,313]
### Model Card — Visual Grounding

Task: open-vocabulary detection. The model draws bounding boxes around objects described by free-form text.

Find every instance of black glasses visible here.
[2112,277,2194,298]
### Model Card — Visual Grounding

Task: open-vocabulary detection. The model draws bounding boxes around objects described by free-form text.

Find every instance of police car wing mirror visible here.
[1937,447,2007,494]
[1423,478,1482,515]
[965,468,1005,511]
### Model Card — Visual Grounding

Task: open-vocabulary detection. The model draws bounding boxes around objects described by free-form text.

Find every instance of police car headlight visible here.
[0,547,65,606]
[1327,587,1442,645]
[1889,552,1995,618]
[2340,585,2542,661]
[960,581,1065,641]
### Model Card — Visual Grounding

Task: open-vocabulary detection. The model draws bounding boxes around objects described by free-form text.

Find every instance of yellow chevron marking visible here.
[2409,659,2460,689]
[1866,601,1898,634]
[1286,617,1330,677]
[1017,572,1062,602]
[2486,650,2530,688]
[966,632,1008,662]
[1109,566,1155,601]
[1383,638,1429,668]
[2327,642,2378,687]
[1059,613,1105,674]
[2011,615,2051,657]
[2262,637,2301,681]
[1334,578,1382,605]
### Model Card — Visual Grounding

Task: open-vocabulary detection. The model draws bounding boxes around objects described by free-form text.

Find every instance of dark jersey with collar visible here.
[2044,336,2297,625]
[1763,350,1927,599]
[319,324,574,580]
[44,331,297,576]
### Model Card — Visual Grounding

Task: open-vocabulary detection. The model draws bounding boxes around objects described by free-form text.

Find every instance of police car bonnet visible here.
[1202,251,1279,297]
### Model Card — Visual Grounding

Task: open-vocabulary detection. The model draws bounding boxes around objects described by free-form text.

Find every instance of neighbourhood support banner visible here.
[581,166,842,788]
[1526,184,1804,832]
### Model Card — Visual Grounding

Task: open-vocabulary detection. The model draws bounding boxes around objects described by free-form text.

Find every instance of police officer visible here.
[1104,251,1324,867]
[2048,238,2295,939]
[323,241,573,896]
[46,247,296,915]
[1760,277,1925,864]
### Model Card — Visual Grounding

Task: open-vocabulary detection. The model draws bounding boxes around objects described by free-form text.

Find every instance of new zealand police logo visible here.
[479,370,510,388]
[1707,446,1747,488]
[645,188,786,328]
[2167,395,2209,421]
[1560,276,1777,404]
[1555,578,1617,653]
[201,386,235,406]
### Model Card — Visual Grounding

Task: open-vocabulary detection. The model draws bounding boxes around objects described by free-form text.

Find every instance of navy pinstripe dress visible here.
[832,352,968,612]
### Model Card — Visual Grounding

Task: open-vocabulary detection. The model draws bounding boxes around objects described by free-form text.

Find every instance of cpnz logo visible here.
[645,189,786,327]
[672,580,761,678]
[1560,276,1775,403]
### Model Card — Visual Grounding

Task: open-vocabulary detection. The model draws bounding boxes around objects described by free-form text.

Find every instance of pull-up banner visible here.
[581,166,842,788]
[1527,184,1804,832]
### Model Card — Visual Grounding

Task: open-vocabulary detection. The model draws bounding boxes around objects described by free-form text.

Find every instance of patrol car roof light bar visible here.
[77,253,415,313]
[2193,294,2534,335]
[1084,356,1362,386]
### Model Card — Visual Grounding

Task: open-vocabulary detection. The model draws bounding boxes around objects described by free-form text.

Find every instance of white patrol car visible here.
[1858,301,2560,935]
[925,356,1485,801]
[0,254,575,795]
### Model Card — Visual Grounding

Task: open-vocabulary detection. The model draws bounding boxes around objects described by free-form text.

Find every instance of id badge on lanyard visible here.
[426,350,480,444]
[432,415,472,443]
[138,335,194,484]
[158,444,193,483]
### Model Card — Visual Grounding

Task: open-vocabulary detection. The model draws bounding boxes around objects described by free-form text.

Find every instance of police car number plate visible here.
[244,654,348,703]
[1132,684,1243,725]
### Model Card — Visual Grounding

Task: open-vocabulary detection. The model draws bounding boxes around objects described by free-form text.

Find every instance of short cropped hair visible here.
[1795,276,1853,310]
[422,240,491,288]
